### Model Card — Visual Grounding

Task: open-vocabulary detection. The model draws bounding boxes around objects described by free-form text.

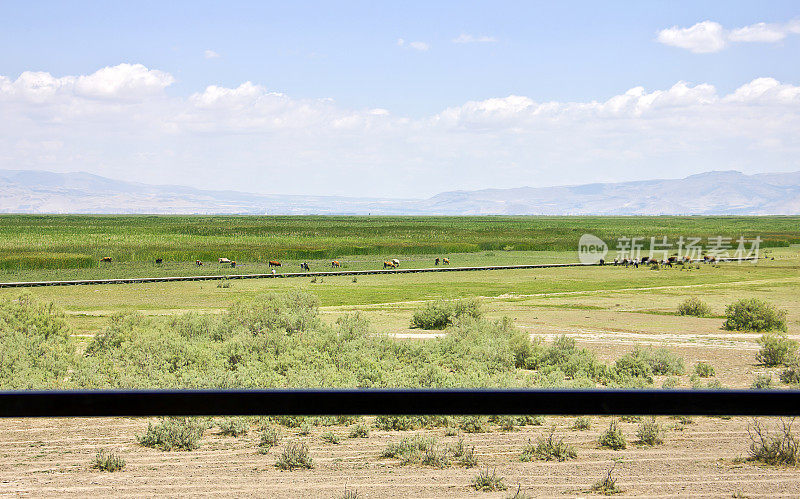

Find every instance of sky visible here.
[0,1,799,198]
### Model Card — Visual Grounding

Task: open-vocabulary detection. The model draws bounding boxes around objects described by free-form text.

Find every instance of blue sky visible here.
[1,1,799,197]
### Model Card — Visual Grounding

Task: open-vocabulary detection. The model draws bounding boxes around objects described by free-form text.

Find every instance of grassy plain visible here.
[1,215,797,273]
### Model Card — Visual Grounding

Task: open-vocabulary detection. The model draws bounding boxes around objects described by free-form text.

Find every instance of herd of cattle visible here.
[98,256,452,271]
[602,255,719,268]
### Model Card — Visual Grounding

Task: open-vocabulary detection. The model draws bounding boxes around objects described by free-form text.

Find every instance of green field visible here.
[1,215,797,279]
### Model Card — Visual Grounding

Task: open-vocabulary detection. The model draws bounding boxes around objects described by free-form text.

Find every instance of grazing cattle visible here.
[230,261,236,268]
[155,258,163,264]
[219,258,231,264]
[383,261,396,269]
[599,258,605,266]
[435,258,440,265]
[269,260,281,267]
[331,260,341,268]
[442,258,450,265]
[640,257,650,264]
[300,262,310,271]
[271,269,276,275]
[391,258,400,267]
[668,256,678,264]
[100,257,112,262]
[196,260,203,266]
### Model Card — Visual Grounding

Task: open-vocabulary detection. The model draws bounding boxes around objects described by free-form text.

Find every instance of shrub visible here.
[572,416,591,430]
[723,299,787,332]
[598,419,626,450]
[381,434,435,457]
[497,416,516,432]
[616,345,684,378]
[450,439,478,467]
[661,376,679,388]
[275,441,313,470]
[677,297,712,317]
[322,431,340,444]
[756,333,798,366]
[636,417,664,446]
[781,356,800,384]
[92,448,125,472]
[420,444,450,468]
[748,419,800,466]
[217,417,249,437]
[752,374,773,389]
[521,427,577,462]
[375,415,419,431]
[341,486,361,499]
[694,362,715,377]
[348,423,369,438]
[137,418,205,451]
[460,416,488,433]
[258,425,281,452]
[0,294,77,389]
[516,415,545,426]
[298,421,312,436]
[410,298,481,329]
[472,467,506,492]
[591,465,622,495]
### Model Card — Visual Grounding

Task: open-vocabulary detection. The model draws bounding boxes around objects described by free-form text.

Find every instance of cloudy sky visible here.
[1,1,798,198]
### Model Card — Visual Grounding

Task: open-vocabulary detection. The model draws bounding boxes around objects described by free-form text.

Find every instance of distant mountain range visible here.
[1,169,799,215]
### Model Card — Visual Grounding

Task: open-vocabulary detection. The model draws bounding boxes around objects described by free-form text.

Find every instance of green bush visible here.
[217,417,249,437]
[591,466,622,495]
[348,423,369,438]
[751,374,773,389]
[322,431,340,444]
[781,356,800,384]
[92,448,125,472]
[636,417,664,446]
[258,425,281,452]
[756,333,798,366]
[677,297,712,317]
[410,298,481,329]
[275,441,313,470]
[572,416,591,430]
[723,299,787,332]
[381,434,438,465]
[615,345,684,380]
[137,418,205,451]
[521,427,576,462]
[0,294,77,389]
[598,419,626,450]
[472,467,506,492]
[375,416,420,431]
[460,416,488,433]
[694,362,715,377]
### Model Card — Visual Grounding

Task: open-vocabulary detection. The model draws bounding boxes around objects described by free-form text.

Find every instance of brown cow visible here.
[269,260,281,267]
[100,257,112,262]
[442,258,450,265]
[331,260,341,268]
[383,261,396,269]
[196,260,203,266]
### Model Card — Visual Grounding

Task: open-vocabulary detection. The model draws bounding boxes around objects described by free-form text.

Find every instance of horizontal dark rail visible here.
[0,389,795,418]
[0,258,748,288]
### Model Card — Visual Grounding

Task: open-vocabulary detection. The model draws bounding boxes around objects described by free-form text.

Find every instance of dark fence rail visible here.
[1,389,797,418]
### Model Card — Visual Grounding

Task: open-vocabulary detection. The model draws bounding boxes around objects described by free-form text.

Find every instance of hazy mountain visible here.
[1,169,798,215]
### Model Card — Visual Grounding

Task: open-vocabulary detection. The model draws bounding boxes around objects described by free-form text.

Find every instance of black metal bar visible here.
[0,389,796,418]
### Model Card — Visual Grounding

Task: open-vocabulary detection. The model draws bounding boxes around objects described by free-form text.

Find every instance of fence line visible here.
[0,258,749,288]
[1,388,796,418]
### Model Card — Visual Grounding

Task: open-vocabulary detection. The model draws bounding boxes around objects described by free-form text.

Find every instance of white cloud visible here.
[452,34,497,44]
[1,64,799,197]
[397,38,429,51]
[658,19,800,53]
[204,50,221,59]
[657,21,727,53]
